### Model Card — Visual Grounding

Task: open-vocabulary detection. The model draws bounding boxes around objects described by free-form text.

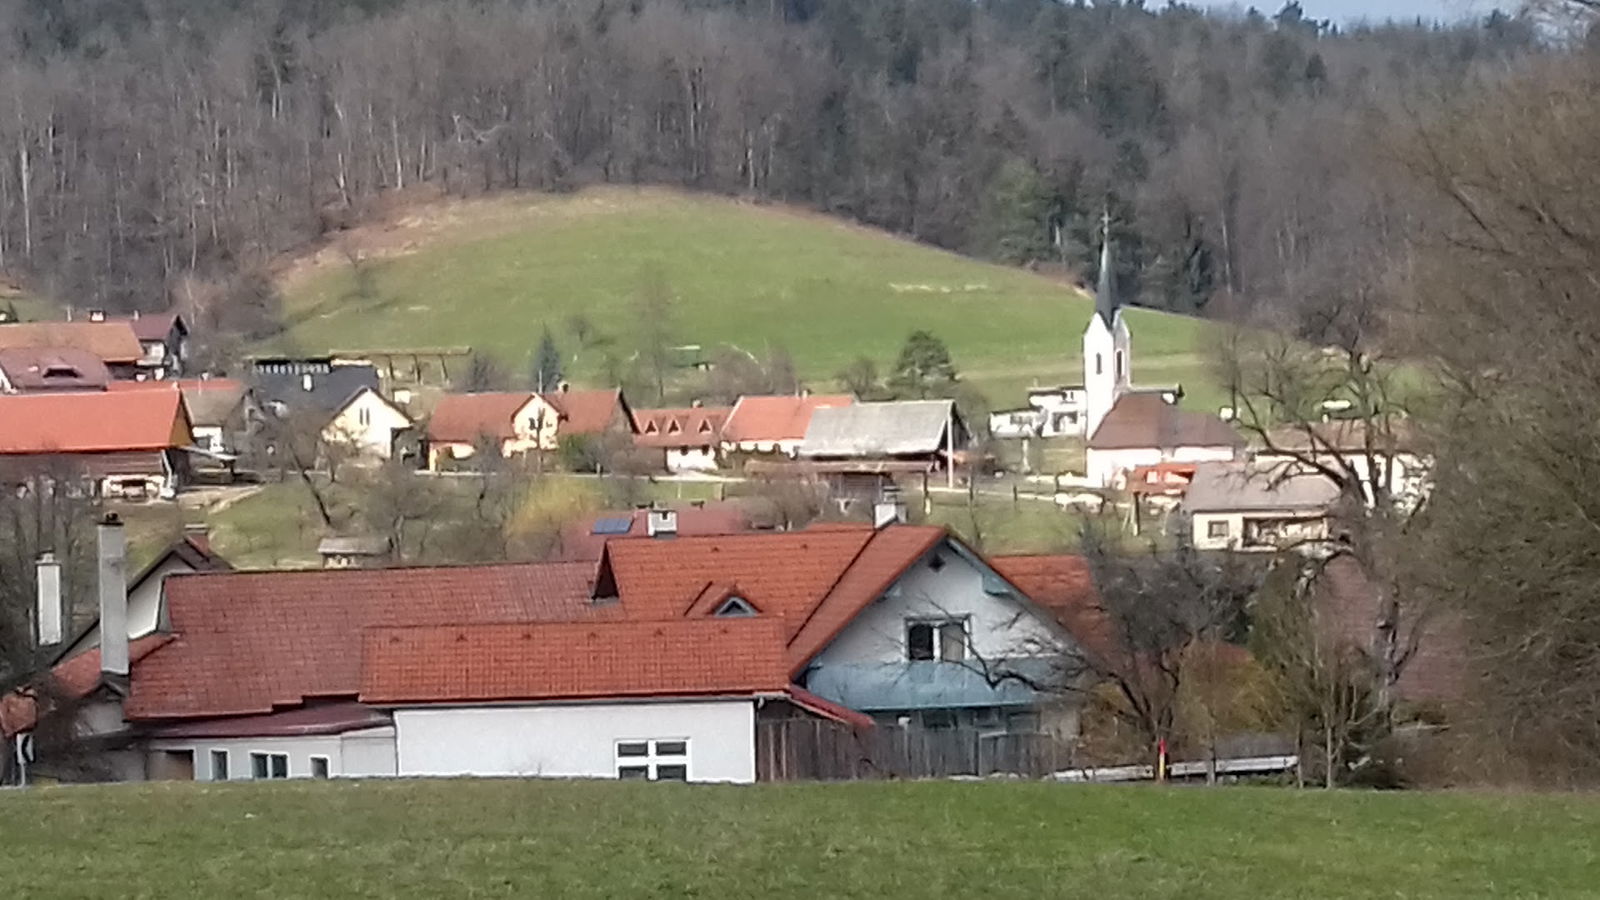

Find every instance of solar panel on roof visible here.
[592,517,633,536]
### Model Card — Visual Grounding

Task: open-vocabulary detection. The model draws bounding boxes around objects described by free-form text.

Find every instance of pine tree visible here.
[532,326,563,393]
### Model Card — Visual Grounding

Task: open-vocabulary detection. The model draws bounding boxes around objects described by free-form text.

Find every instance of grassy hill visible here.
[2,779,1594,897]
[276,187,1226,413]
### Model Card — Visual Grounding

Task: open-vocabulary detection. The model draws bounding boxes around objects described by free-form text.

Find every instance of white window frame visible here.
[210,748,230,781]
[614,739,690,782]
[250,751,290,780]
[309,756,331,779]
[906,617,970,663]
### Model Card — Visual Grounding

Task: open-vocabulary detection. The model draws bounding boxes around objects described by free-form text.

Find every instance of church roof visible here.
[1087,394,1243,451]
[1095,211,1119,326]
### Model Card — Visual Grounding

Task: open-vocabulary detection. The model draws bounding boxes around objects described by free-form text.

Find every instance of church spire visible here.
[1096,205,1118,326]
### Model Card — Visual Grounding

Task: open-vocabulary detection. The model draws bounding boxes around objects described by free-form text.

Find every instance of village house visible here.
[1254,420,1429,508]
[426,388,632,470]
[57,527,231,662]
[631,405,730,472]
[322,386,414,462]
[4,511,1092,785]
[94,310,189,380]
[1183,461,1341,552]
[0,389,196,498]
[0,321,145,380]
[720,394,853,459]
[1085,393,1244,489]
[0,348,110,392]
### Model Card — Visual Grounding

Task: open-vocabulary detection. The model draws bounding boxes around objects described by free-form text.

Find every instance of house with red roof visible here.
[632,405,730,472]
[427,387,633,471]
[0,389,196,498]
[8,512,1092,784]
[0,319,145,379]
[720,394,853,458]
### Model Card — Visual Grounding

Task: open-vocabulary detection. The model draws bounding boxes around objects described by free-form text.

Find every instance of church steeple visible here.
[1095,206,1118,326]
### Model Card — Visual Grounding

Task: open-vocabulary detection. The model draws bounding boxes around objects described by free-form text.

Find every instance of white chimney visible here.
[874,484,907,529]
[97,514,129,678]
[35,552,62,647]
[87,309,107,322]
[646,508,679,539]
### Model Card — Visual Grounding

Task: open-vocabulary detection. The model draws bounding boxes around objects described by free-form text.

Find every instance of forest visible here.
[0,0,1538,336]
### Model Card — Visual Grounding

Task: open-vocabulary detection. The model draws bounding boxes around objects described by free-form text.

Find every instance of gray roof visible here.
[799,400,964,458]
[250,360,380,416]
[181,381,248,427]
[1183,461,1341,514]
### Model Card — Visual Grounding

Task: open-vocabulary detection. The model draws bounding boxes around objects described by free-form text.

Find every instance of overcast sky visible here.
[1201,0,1501,25]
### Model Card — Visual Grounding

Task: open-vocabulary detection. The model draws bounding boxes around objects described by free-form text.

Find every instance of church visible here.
[989,220,1242,486]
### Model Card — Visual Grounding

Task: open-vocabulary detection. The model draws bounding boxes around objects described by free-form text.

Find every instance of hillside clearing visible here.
[275,187,1227,413]
[2,780,1595,898]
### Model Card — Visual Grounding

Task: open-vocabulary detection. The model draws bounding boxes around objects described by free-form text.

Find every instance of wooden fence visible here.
[757,718,1081,781]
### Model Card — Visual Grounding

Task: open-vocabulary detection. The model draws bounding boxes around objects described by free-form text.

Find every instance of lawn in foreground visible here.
[5,779,1595,898]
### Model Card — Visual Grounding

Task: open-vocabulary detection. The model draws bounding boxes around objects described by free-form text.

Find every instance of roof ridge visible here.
[785,527,889,648]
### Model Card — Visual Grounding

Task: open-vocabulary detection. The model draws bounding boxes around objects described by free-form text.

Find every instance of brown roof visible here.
[124,561,607,720]
[360,619,789,705]
[110,378,248,427]
[119,311,184,343]
[1088,393,1244,451]
[1261,419,1420,455]
[0,347,110,391]
[0,321,143,364]
[1316,555,1465,704]
[0,390,192,454]
[722,394,854,444]
[632,406,730,448]
[543,388,628,435]
[426,392,533,444]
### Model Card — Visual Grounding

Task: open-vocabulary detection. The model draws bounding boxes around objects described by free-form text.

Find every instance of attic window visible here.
[42,365,79,379]
[667,420,682,434]
[698,420,713,433]
[644,421,659,434]
[927,553,946,573]
[714,597,757,617]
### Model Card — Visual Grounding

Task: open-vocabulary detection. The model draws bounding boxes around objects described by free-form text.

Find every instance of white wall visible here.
[811,543,1064,666]
[148,726,398,780]
[324,390,411,459]
[193,425,226,453]
[1086,444,1238,488]
[392,700,756,783]
[1255,450,1428,508]
[666,446,719,472]
[1191,510,1328,552]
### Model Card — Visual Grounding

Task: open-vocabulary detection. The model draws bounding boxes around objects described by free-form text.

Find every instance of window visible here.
[1095,353,1103,376]
[210,749,229,781]
[250,752,289,780]
[1207,520,1230,539]
[907,618,968,662]
[614,739,690,781]
[310,757,330,779]
[357,405,371,427]
[714,597,757,617]
[1116,350,1125,379]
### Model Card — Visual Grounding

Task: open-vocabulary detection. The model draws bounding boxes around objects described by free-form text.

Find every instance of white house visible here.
[1253,421,1429,509]
[632,406,730,473]
[1085,393,1244,488]
[56,527,230,662]
[323,386,413,461]
[1182,460,1341,552]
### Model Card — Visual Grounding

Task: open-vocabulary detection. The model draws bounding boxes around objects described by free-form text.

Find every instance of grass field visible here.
[2,779,1596,898]
[276,187,1227,413]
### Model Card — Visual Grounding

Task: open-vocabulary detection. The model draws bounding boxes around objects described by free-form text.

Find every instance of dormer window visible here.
[645,421,659,434]
[667,420,682,434]
[714,597,757,617]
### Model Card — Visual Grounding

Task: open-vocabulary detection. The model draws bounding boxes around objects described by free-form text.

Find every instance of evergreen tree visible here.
[889,330,958,399]
[978,158,1053,264]
[532,326,563,393]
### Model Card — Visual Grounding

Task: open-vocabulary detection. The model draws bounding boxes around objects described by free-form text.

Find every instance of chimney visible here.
[874,484,907,529]
[87,309,107,322]
[182,522,212,556]
[97,514,129,678]
[646,508,679,539]
[301,373,314,392]
[35,552,62,647]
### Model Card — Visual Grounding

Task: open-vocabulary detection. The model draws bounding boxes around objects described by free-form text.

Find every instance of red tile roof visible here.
[990,555,1114,664]
[722,394,853,444]
[124,561,606,720]
[0,389,192,454]
[1,635,172,738]
[632,406,730,448]
[556,502,759,561]
[360,619,789,705]
[1316,555,1465,704]
[600,524,946,674]
[426,392,533,443]
[0,347,110,391]
[0,321,144,364]
[1088,393,1243,451]
[543,388,628,435]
